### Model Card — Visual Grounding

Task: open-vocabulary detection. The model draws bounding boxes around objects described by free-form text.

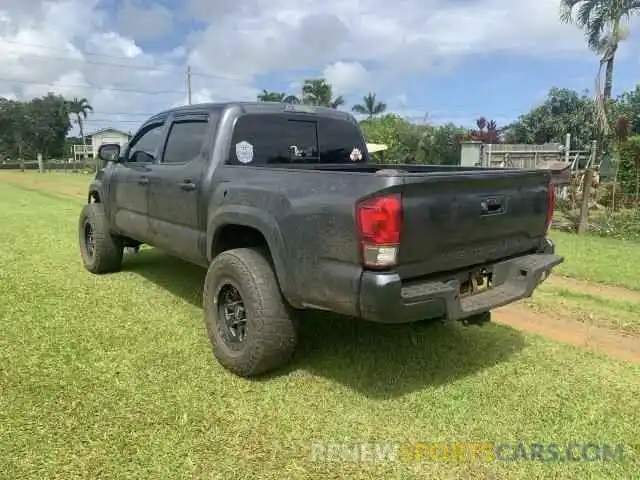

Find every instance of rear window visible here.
[228,114,368,165]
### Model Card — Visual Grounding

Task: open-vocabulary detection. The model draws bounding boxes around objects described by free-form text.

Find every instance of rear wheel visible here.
[78,203,123,274]
[203,248,297,377]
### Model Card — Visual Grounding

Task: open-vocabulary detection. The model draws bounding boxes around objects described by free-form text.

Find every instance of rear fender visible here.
[207,206,296,305]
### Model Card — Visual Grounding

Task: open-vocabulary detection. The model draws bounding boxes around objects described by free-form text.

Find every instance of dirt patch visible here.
[494,304,640,363]
[546,275,640,303]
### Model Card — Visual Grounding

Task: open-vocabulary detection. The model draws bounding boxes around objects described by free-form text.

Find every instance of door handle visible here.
[480,197,504,215]
[179,180,197,191]
[138,176,149,185]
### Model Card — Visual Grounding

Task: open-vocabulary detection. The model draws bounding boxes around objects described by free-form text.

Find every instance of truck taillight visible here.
[545,183,555,236]
[356,193,401,269]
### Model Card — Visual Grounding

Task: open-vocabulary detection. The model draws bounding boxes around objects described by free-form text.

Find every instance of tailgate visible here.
[398,169,551,279]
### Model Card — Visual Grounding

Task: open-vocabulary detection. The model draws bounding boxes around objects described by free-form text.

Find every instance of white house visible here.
[73,127,132,161]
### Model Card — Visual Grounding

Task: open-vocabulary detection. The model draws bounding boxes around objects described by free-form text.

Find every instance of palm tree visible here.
[66,97,93,161]
[560,0,640,132]
[256,90,300,104]
[352,93,387,118]
[301,79,344,109]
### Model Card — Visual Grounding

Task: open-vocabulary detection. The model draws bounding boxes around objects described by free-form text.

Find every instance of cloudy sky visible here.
[1,0,639,136]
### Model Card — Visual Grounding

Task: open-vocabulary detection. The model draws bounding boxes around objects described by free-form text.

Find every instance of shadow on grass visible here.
[124,249,526,398]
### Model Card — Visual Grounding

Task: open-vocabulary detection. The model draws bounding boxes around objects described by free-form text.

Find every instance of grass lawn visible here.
[0,170,92,201]
[549,231,640,291]
[522,282,640,336]
[1,178,640,479]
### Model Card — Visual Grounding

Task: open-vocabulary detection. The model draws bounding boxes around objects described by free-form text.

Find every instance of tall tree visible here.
[301,79,344,109]
[0,99,35,170]
[30,93,72,159]
[256,90,299,104]
[66,97,93,158]
[352,92,387,118]
[560,0,640,164]
[560,0,639,109]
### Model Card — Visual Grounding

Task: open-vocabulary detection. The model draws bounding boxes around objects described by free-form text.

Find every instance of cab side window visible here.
[127,123,164,163]
[162,120,209,164]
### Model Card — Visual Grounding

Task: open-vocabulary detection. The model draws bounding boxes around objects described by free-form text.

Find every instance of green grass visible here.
[0,170,92,201]
[550,231,640,291]
[523,283,640,335]
[1,181,639,479]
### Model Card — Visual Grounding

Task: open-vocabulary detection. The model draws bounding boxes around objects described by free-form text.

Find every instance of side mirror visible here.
[98,143,121,163]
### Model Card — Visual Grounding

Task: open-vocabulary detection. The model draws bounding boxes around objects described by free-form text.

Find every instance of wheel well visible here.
[89,191,100,203]
[212,224,270,259]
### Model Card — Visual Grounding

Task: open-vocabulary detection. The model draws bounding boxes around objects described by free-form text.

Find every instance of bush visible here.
[596,181,627,209]
[587,208,640,241]
[617,136,640,199]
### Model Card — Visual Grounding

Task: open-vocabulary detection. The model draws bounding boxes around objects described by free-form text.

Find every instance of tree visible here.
[301,79,344,109]
[256,90,299,104]
[503,88,597,149]
[352,92,387,118]
[66,97,93,159]
[617,135,640,201]
[420,123,469,165]
[468,117,501,144]
[0,100,35,170]
[615,84,640,134]
[560,0,639,110]
[30,93,71,160]
[0,94,74,168]
[360,114,423,163]
[560,0,640,167]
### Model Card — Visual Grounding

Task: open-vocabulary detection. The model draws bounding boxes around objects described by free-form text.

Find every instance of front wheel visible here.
[78,203,123,274]
[203,248,298,377]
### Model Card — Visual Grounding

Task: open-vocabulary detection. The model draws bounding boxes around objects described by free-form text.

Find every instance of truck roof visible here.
[156,102,355,121]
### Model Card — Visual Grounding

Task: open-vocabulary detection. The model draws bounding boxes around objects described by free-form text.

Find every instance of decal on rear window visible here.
[235,140,254,164]
[350,147,362,162]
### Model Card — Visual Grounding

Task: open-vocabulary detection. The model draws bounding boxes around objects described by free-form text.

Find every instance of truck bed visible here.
[212,162,553,315]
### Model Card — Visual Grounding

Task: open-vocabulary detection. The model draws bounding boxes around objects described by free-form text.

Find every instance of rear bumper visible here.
[358,239,563,323]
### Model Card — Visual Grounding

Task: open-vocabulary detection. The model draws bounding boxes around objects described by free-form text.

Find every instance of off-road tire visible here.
[203,248,298,377]
[78,203,123,274]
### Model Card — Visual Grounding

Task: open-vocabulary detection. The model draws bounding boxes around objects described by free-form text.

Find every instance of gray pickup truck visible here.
[79,102,563,377]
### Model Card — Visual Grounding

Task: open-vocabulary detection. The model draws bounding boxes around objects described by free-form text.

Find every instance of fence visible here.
[0,158,99,172]
[482,143,565,168]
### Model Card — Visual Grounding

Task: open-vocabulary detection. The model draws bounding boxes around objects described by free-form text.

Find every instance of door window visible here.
[127,123,164,163]
[162,120,209,164]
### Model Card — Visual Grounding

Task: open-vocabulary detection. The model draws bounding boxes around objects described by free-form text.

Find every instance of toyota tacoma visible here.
[78,101,563,377]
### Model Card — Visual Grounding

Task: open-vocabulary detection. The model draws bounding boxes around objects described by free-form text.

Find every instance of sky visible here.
[0,0,639,136]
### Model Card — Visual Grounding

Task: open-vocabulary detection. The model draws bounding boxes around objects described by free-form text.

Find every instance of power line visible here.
[0,39,244,81]
[0,38,166,63]
[0,76,184,94]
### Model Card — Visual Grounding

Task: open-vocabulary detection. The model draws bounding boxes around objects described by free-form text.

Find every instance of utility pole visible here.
[186,66,192,105]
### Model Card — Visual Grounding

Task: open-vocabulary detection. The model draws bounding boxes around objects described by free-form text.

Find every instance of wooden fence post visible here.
[37,153,44,173]
[577,168,593,234]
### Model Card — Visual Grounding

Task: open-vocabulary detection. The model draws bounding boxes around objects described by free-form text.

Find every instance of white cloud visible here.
[0,0,260,136]
[2,0,638,137]
[323,61,369,95]
[185,0,595,78]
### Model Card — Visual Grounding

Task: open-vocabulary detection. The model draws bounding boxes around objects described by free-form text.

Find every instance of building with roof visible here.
[73,127,132,161]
